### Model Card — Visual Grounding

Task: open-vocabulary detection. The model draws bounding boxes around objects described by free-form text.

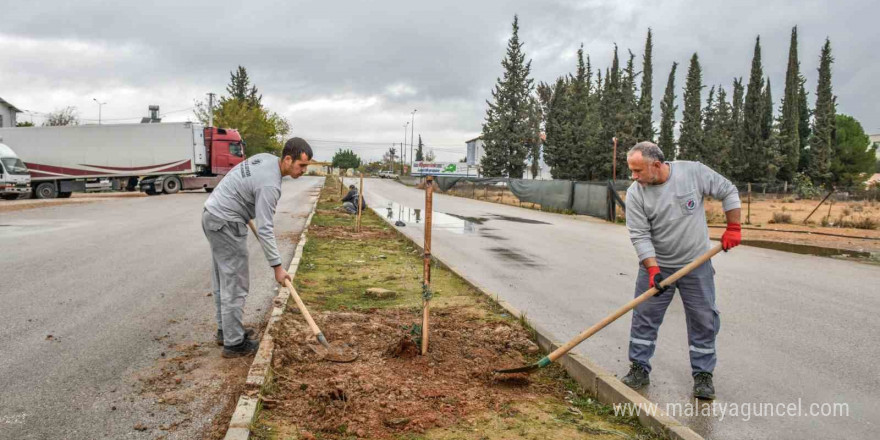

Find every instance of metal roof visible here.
[0,96,22,113]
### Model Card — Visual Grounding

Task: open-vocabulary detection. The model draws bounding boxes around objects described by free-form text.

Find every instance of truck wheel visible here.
[162,176,181,194]
[35,182,58,199]
[57,192,73,199]
[145,188,159,196]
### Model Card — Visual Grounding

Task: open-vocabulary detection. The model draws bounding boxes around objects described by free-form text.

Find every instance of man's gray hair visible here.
[628,141,665,163]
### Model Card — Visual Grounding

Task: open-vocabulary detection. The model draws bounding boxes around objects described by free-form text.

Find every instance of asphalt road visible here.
[353,177,880,440]
[0,176,323,440]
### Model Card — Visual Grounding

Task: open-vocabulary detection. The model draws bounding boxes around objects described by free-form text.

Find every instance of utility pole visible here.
[207,93,216,127]
[403,122,409,175]
[92,98,107,125]
[410,109,417,169]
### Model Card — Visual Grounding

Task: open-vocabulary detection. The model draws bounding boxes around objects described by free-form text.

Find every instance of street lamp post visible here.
[410,109,417,168]
[403,122,409,175]
[93,98,108,125]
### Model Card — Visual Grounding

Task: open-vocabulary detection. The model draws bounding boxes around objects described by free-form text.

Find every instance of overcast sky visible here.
[1,0,877,163]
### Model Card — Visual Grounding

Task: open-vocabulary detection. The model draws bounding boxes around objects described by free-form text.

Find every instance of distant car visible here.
[378,171,398,179]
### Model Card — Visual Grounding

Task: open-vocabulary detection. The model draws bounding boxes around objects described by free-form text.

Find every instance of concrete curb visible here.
[222,183,323,440]
[369,203,704,440]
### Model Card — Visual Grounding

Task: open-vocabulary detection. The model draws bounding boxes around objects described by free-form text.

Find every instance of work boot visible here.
[621,362,650,390]
[215,328,257,346]
[222,338,260,358]
[693,372,716,400]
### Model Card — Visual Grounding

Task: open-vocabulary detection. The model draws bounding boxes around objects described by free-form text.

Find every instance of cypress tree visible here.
[541,78,572,179]
[571,45,595,180]
[526,97,543,179]
[761,79,779,182]
[636,29,655,142]
[678,53,703,161]
[615,50,640,175]
[702,86,717,166]
[415,135,424,161]
[742,37,766,182]
[714,86,734,175]
[225,66,262,107]
[658,62,678,160]
[778,26,802,182]
[797,76,812,172]
[597,50,619,179]
[481,15,535,177]
[730,78,747,180]
[809,38,835,185]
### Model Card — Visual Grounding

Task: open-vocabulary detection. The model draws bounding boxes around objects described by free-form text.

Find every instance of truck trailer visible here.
[0,122,245,198]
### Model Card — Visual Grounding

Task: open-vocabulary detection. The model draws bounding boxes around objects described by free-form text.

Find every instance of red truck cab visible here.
[204,127,246,176]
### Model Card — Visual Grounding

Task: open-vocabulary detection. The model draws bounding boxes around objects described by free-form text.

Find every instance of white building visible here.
[465,136,484,167]
[466,134,554,179]
[0,97,21,128]
[870,134,880,160]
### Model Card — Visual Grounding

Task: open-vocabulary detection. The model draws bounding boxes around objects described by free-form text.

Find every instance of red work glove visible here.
[721,223,742,251]
[647,266,668,296]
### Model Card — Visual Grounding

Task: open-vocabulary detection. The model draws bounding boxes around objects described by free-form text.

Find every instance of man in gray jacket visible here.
[621,142,741,399]
[202,138,313,357]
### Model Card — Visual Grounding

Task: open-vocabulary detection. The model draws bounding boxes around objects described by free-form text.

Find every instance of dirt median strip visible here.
[243,176,671,440]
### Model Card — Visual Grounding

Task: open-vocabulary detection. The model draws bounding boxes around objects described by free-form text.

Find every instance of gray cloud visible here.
[1,0,877,162]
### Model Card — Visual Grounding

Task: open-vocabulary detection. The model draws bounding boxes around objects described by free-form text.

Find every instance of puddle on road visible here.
[741,239,875,259]
[486,214,551,225]
[367,196,546,267]
[369,195,550,235]
[445,213,488,225]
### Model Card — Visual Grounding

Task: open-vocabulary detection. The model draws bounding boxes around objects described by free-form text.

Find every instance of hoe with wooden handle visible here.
[247,220,358,363]
[495,244,723,374]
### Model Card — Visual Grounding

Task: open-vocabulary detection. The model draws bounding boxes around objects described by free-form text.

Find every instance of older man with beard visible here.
[620,141,741,400]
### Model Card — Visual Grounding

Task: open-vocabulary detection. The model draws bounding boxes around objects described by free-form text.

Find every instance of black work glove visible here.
[648,266,669,296]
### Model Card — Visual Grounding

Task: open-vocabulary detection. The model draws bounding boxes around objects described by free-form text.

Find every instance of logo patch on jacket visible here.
[686,199,697,210]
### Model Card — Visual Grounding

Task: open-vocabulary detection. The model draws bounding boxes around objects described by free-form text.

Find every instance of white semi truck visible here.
[0,122,246,199]
[0,139,31,200]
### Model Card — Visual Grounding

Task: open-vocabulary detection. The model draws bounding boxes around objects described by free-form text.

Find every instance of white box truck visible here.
[0,122,246,198]
[0,139,32,200]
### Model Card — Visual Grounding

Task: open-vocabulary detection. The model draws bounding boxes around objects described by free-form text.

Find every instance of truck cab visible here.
[0,140,31,200]
[203,127,246,176]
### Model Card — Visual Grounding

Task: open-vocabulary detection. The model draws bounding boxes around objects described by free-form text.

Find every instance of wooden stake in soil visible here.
[422,175,434,355]
[356,172,364,232]
[803,188,835,225]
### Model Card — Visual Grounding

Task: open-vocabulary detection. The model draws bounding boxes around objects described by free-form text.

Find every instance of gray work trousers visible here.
[201,210,250,346]
[628,260,720,376]
[342,201,357,214]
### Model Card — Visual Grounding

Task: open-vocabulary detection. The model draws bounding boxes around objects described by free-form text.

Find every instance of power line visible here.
[18,106,195,122]
[305,138,465,152]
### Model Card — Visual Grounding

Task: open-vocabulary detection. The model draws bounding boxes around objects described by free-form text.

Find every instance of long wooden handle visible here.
[284,279,324,337]
[547,244,723,363]
[247,220,323,338]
